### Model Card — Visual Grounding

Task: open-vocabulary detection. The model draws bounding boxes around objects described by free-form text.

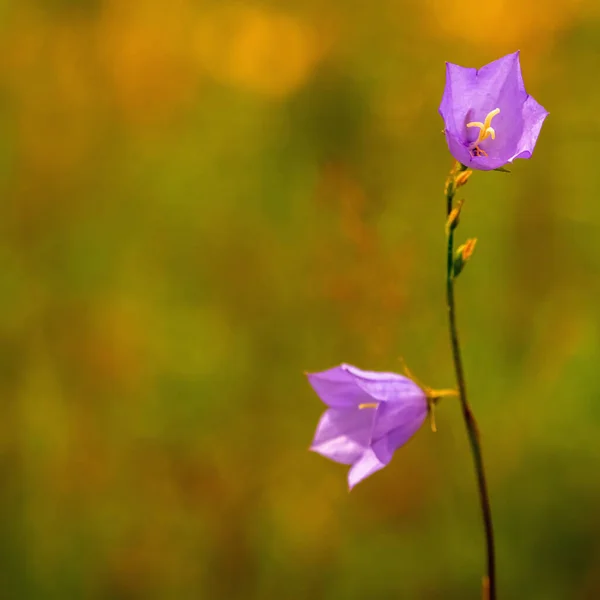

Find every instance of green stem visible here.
[446,172,497,600]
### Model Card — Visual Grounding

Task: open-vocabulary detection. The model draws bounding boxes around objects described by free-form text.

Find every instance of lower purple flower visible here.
[306,364,428,489]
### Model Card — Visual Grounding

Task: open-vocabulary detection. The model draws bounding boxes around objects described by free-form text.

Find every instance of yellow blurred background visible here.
[1,0,600,598]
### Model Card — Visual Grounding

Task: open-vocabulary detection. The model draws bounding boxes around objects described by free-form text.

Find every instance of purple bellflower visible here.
[439,51,548,171]
[307,364,428,489]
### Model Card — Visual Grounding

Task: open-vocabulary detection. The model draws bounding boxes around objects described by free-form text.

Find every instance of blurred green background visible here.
[1,0,600,598]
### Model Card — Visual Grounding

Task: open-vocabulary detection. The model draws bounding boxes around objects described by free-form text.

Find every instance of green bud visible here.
[453,238,477,277]
[445,199,464,235]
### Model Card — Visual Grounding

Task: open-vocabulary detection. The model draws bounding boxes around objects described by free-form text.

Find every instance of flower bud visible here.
[453,238,477,277]
[445,200,464,234]
[455,169,473,188]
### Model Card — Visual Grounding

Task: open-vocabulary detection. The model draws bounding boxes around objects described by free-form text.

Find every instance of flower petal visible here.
[341,363,424,403]
[476,53,527,165]
[439,62,477,141]
[444,130,475,167]
[474,51,524,111]
[310,407,375,465]
[346,414,427,489]
[347,448,387,490]
[508,94,549,162]
[306,366,373,408]
[306,364,423,407]
[371,398,427,450]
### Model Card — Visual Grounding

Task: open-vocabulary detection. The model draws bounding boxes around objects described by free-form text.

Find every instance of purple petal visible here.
[508,94,549,162]
[444,131,475,167]
[371,398,427,448]
[476,53,526,165]
[340,364,408,382]
[347,448,386,490]
[306,364,423,407]
[439,62,477,141]
[340,363,424,403]
[310,407,375,465]
[474,51,524,111]
[306,366,373,408]
[372,411,427,465]
[346,411,427,489]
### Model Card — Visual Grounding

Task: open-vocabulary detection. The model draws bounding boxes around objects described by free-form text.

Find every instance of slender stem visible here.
[446,171,497,600]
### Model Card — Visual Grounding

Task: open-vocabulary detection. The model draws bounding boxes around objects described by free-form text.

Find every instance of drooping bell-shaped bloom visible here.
[439,51,548,171]
[307,364,428,489]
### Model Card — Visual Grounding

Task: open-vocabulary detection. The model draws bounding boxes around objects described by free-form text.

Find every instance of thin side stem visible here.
[446,172,496,600]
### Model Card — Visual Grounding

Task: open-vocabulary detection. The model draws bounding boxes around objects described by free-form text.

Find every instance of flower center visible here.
[466,108,500,157]
[358,403,378,409]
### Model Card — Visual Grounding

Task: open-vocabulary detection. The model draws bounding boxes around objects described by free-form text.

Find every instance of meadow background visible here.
[1,0,600,598]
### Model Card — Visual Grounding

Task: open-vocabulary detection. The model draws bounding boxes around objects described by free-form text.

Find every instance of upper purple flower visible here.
[439,51,548,171]
[307,364,428,489]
